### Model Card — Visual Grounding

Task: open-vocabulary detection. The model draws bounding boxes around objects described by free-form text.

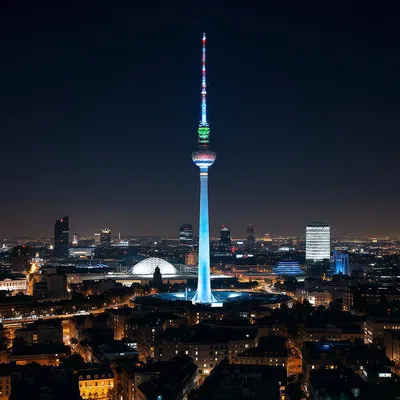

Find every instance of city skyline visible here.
[1,2,400,237]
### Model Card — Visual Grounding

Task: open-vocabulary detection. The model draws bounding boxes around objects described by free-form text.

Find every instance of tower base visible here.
[191,290,218,305]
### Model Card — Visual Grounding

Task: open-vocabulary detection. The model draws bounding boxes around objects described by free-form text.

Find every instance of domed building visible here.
[128,257,179,277]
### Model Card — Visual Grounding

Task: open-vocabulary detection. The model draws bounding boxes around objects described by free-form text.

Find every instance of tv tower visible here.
[191,33,217,304]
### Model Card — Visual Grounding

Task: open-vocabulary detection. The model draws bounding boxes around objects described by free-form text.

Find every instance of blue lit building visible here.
[273,259,303,276]
[191,33,217,304]
[331,250,350,275]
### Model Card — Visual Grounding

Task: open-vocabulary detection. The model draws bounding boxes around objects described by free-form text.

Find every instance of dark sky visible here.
[1,1,400,238]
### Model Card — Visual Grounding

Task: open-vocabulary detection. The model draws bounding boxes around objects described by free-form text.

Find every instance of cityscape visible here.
[1,2,400,400]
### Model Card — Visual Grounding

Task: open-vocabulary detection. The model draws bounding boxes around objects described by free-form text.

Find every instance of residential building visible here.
[156,325,258,382]
[15,320,63,345]
[195,364,286,400]
[365,316,400,344]
[235,336,287,368]
[302,341,391,385]
[77,366,114,399]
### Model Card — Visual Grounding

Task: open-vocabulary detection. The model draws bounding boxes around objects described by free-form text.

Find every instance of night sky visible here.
[1,1,399,238]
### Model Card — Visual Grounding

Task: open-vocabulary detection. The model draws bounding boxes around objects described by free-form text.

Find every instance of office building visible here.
[191,33,217,303]
[331,250,350,275]
[179,224,194,245]
[306,223,330,261]
[94,233,101,245]
[72,233,78,246]
[10,245,31,272]
[219,225,231,252]
[246,223,255,251]
[54,216,69,258]
[100,228,111,247]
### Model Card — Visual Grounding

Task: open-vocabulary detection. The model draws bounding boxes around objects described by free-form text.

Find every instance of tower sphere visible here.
[192,147,216,169]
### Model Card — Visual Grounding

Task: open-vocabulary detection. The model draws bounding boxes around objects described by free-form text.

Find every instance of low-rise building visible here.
[235,336,287,368]
[302,341,392,385]
[0,277,27,293]
[382,330,400,366]
[77,366,114,399]
[365,316,400,344]
[300,322,364,344]
[156,325,258,382]
[111,360,161,400]
[15,320,63,345]
[9,343,70,367]
[136,356,198,400]
[195,364,286,400]
[0,375,10,400]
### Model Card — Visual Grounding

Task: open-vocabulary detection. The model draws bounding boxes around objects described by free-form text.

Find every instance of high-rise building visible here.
[100,228,111,247]
[54,216,69,258]
[10,245,31,272]
[72,233,78,246]
[191,34,217,304]
[246,224,255,251]
[332,250,350,275]
[306,223,330,261]
[219,225,231,252]
[94,233,101,245]
[179,224,194,245]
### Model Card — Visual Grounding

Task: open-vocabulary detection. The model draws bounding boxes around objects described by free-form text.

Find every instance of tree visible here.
[286,375,306,400]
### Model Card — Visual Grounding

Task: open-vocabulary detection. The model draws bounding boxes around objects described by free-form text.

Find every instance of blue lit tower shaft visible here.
[191,33,216,303]
[195,167,214,302]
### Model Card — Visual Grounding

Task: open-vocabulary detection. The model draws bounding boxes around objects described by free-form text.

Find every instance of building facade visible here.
[306,223,330,262]
[246,224,255,251]
[100,229,111,247]
[219,226,231,252]
[54,216,69,258]
[0,278,27,292]
[77,367,114,399]
[331,250,350,275]
[179,224,194,245]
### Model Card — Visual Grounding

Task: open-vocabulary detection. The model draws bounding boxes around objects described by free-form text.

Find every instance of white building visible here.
[306,223,330,261]
[0,278,27,292]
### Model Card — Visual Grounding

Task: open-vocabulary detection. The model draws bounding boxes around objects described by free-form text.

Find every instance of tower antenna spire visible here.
[201,32,207,126]
[197,33,210,147]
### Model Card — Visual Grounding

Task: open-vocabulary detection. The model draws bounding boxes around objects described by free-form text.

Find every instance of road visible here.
[0,301,130,328]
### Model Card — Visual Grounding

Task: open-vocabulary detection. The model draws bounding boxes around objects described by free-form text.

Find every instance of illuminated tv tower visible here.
[191,33,217,304]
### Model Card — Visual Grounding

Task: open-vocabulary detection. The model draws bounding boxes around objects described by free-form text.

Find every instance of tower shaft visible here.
[192,168,216,303]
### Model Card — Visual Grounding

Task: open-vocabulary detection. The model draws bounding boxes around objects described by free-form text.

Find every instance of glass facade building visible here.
[179,224,194,245]
[306,223,330,261]
[54,216,69,258]
[219,226,231,252]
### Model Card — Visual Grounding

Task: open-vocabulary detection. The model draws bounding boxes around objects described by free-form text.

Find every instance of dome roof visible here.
[129,257,178,276]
